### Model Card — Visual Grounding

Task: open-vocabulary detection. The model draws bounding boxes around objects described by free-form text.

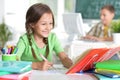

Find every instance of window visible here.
[29,0,58,26]
[64,0,76,12]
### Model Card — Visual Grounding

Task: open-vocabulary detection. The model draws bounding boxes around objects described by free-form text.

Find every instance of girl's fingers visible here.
[42,61,53,70]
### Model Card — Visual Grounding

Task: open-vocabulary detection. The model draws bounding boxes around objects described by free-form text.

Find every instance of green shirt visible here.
[16,32,64,62]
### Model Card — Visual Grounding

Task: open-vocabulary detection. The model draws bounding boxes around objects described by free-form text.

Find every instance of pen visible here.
[40,54,48,61]
[12,47,18,54]
[1,48,6,54]
[40,54,56,70]
[7,48,11,54]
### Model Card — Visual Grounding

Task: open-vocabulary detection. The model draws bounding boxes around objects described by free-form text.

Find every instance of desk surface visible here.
[29,70,98,80]
[29,64,120,80]
[28,64,98,80]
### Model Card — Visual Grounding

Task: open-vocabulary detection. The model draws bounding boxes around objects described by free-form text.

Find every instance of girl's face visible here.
[32,13,53,38]
[100,9,114,26]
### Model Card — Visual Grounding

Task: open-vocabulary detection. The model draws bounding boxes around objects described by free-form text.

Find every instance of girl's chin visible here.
[41,32,49,37]
[42,34,49,38]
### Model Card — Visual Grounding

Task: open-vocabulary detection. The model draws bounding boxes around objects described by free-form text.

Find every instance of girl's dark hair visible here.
[25,3,54,59]
[101,5,115,13]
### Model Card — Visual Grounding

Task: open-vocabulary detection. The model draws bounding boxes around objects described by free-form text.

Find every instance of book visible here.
[95,69,120,78]
[95,68,120,75]
[66,48,109,74]
[95,74,120,80]
[66,46,120,74]
[0,71,31,80]
[0,71,11,76]
[95,60,120,70]
[97,47,120,62]
[0,61,32,73]
[101,73,120,78]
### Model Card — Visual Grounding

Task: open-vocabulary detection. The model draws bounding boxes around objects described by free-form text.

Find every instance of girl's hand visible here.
[32,61,53,71]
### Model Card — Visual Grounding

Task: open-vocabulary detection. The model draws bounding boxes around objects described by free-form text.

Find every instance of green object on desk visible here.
[95,60,120,70]
[0,71,11,76]
[2,54,16,61]
[95,68,120,74]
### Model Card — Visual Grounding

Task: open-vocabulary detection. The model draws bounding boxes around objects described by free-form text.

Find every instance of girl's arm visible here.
[58,52,73,68]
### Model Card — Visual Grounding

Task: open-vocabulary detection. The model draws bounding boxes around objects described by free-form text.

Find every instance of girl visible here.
[16,3,73,70]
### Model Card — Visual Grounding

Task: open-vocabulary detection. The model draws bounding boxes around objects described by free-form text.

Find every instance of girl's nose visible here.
[45,24,52,30]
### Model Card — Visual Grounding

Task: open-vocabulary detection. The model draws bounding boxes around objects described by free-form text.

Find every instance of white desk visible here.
[29,64,98,80]
[29,71,98,80]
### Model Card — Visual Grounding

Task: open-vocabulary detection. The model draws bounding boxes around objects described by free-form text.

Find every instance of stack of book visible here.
[94,60,120,78]
[66,46,120,74]
[0,61,32,80]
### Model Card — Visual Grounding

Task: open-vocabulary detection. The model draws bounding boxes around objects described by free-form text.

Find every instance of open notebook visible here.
[66,46,120,74]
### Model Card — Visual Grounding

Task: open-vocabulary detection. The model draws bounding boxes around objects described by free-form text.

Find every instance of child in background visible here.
[16,3,73,70]
[83,5,115,41]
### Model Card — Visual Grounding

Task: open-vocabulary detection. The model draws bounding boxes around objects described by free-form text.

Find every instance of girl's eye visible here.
[41,23,46,25]
[50,23,53,25]
[40,22,53,25]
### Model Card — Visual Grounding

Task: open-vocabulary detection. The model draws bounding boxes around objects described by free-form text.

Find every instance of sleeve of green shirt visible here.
[52,33,64,56]
[16,36,26,60]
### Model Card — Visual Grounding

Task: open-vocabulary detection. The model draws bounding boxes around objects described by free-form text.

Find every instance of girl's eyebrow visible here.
[40,21,53,23]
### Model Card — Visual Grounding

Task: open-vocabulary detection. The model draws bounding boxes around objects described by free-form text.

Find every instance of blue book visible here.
[97,73,120,78]
[95,74,120,80]
[0,61,32,73]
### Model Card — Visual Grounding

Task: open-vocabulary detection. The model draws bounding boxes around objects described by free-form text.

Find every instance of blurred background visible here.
[0,0,120,48]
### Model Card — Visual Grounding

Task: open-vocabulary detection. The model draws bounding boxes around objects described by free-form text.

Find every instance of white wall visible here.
[4,0,30,45]
[0,0,4,23]
[4,0,29,32]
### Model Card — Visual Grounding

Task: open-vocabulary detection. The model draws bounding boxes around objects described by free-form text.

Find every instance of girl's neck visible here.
[33,34,45,48]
